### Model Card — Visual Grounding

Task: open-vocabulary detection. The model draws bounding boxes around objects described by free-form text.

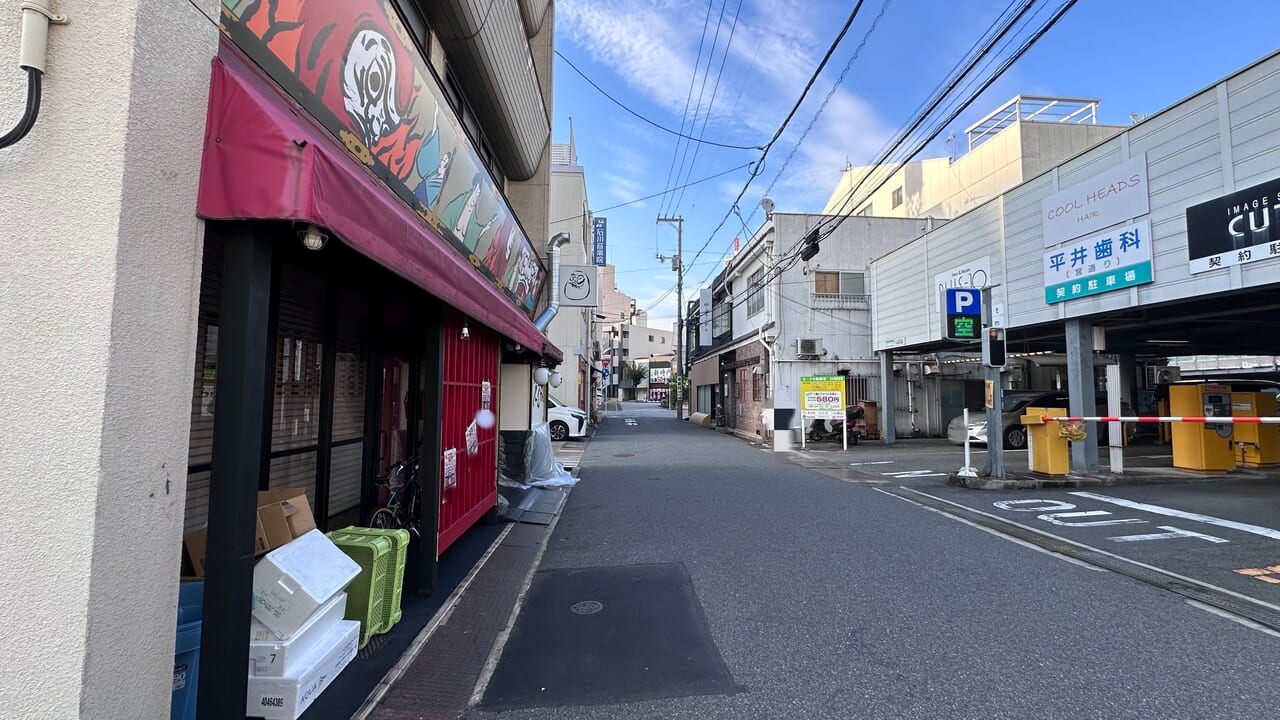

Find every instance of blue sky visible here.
[552,0,1279,328]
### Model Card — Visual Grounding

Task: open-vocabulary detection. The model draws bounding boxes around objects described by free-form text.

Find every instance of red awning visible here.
[196,50,560,362]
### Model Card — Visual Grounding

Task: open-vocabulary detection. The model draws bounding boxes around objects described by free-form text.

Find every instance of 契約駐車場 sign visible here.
[1043,219,1153,303]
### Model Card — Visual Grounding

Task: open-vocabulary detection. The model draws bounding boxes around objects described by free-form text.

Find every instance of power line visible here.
[549,161,751,225]
[740,0,892,231]
[818,0,1038,224]
[554,50,761,151]
[657,0,721,217]
[683,2,870,276]
[668,0,746,215]
[821,0,1076,238]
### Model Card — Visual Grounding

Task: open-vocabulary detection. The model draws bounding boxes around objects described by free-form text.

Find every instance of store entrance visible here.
[378,354,415,476]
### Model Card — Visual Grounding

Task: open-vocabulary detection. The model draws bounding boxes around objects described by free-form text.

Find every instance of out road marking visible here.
[881,470,947,478]
[1070,491,1280,541]
[992,497,1229,544]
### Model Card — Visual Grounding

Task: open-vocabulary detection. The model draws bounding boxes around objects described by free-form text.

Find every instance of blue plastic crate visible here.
[172,581,203,720]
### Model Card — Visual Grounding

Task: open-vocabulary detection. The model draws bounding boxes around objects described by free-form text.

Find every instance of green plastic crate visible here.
[331,526,409,630]
[326,531,392,648]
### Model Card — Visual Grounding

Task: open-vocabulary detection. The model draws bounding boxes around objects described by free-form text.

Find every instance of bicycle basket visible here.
[387,462,409,492]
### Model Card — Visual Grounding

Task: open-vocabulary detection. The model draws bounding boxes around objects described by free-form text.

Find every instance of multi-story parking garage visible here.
[871,50,1280,474]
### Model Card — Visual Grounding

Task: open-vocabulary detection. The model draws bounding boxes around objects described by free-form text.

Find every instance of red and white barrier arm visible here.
[1037,416,1280,424]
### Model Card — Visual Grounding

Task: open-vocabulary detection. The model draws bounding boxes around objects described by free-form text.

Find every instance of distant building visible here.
[549,128,597,411]
[823,96,1124,221]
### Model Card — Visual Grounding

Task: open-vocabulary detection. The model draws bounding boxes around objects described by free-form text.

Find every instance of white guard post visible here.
[957,408,978,477]
[1106,364,1123,473]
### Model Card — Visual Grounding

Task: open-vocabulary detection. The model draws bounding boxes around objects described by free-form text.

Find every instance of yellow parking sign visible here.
[801,376,845,420]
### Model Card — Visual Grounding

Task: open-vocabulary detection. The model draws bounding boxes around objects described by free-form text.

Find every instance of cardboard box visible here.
[249,592,347,676]
[252,530,361,639]
[246,620,359,720]
[181,489,317,577]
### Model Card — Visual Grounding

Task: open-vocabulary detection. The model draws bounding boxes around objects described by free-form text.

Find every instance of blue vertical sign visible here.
[592,217,607,265]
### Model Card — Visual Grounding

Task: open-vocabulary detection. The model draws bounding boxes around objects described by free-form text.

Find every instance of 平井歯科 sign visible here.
[1043,219,1153,303]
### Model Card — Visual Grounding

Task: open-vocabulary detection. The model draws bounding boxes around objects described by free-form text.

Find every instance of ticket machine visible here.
[1232,391,1280,467]
[1170,384,1236,472]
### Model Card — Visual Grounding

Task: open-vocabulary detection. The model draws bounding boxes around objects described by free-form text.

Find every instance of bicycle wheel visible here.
[368,507,398,530]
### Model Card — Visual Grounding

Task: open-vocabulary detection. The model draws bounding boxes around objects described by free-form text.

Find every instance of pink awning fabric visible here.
[197,50,560,362]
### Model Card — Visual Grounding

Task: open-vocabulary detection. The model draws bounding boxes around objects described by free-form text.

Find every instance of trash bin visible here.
[172,581,203,720]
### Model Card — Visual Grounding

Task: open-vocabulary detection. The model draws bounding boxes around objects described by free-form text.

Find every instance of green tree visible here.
[623,361,649,388]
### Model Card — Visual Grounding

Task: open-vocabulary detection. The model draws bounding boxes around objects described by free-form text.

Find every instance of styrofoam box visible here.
[249,592,347,677]
[246,620,359,720]
[252,529,361,639]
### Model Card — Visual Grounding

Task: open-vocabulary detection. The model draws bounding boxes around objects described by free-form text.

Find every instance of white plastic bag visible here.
[526,423,578,487]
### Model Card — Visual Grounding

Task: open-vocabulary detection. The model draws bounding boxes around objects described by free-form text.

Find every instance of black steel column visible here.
[197,221,276,719]
[410,302,444,595]
[313,276,340,529]
[359,290,384,522]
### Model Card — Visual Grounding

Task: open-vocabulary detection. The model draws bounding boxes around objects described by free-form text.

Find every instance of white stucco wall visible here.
[0,1,216,717]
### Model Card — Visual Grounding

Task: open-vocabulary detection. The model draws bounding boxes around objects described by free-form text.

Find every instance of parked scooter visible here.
[806,405,866,445]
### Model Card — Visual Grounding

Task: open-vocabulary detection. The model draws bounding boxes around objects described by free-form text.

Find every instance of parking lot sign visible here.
[945,288,982,340]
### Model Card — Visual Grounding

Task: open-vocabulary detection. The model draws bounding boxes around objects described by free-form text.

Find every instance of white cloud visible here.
[601,172,646,203]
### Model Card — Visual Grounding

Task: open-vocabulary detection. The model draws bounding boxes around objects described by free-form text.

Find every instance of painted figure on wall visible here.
[223,0,547,311]
[482,217,518,280]
[414,106,454,211]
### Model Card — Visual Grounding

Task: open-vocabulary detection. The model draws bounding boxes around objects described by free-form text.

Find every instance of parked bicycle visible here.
[368,456,422,538]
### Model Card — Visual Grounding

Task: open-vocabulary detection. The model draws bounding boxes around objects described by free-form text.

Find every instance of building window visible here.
[814,271,865,296]
[649,335,654,342]
[752,372,762,401]
[857,204,873,217]
[738,368,747,400]
[892,186,903,209]
[746,268,765,316]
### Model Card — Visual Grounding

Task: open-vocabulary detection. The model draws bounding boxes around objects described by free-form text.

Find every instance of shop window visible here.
[326,284,370,521]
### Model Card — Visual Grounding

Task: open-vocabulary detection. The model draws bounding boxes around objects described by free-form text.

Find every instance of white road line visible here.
[870,487,1106,573]
[1184,599,1280,640]
[880,470,947,478]
[850,461,895,466]
[901,486,1280,616]
[1069,491,1280,541]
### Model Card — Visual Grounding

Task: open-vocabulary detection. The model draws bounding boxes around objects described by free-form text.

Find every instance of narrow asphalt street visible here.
[469,402,1280,719]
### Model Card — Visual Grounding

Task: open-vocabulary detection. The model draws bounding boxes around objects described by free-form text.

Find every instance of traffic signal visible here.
[982,327,1006,368]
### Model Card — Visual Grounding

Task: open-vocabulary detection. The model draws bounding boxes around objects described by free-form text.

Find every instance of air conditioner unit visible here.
[796,338,823,358]
[1145,365,1181,388]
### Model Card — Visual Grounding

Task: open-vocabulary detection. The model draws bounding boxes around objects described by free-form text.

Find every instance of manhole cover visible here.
[614,453,635,457]
[570,600,604,615]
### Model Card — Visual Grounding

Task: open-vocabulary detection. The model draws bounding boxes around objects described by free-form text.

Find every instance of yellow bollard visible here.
[1021,407,1070,476]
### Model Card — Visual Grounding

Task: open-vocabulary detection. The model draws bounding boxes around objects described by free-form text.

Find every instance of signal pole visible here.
[656,215,684,419]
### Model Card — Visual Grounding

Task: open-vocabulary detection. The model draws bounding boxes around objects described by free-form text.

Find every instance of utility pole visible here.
[656,215,684,419]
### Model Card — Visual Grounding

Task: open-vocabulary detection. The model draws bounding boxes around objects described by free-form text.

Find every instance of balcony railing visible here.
[810,293,871,310]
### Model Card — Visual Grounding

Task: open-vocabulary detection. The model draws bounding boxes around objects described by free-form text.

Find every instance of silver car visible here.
[947,391,1069,450]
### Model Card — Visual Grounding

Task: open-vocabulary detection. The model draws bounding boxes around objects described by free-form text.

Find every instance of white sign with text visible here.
[1042,154,1150,247]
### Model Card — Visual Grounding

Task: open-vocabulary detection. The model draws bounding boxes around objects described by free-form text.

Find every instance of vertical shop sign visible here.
[481,380,492,411]
[593,218,607,265]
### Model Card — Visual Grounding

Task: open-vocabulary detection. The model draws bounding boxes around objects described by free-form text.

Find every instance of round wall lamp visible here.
[298,224,328,251]
[549,371,563,388]
[533,367,551,386]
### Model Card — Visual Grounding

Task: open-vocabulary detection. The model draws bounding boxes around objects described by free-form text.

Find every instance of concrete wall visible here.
[0,1,216,716]
[548,162,592,409]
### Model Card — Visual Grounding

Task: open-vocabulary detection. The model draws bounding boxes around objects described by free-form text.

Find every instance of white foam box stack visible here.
[249,592,347,677]
[246,619,360,720]
[252,529,361,639]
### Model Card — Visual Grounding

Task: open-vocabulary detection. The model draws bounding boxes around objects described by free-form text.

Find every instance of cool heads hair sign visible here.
[1042,155,1150,248]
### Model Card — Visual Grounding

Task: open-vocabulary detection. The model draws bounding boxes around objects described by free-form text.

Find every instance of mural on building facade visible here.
[220,0,545,312]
